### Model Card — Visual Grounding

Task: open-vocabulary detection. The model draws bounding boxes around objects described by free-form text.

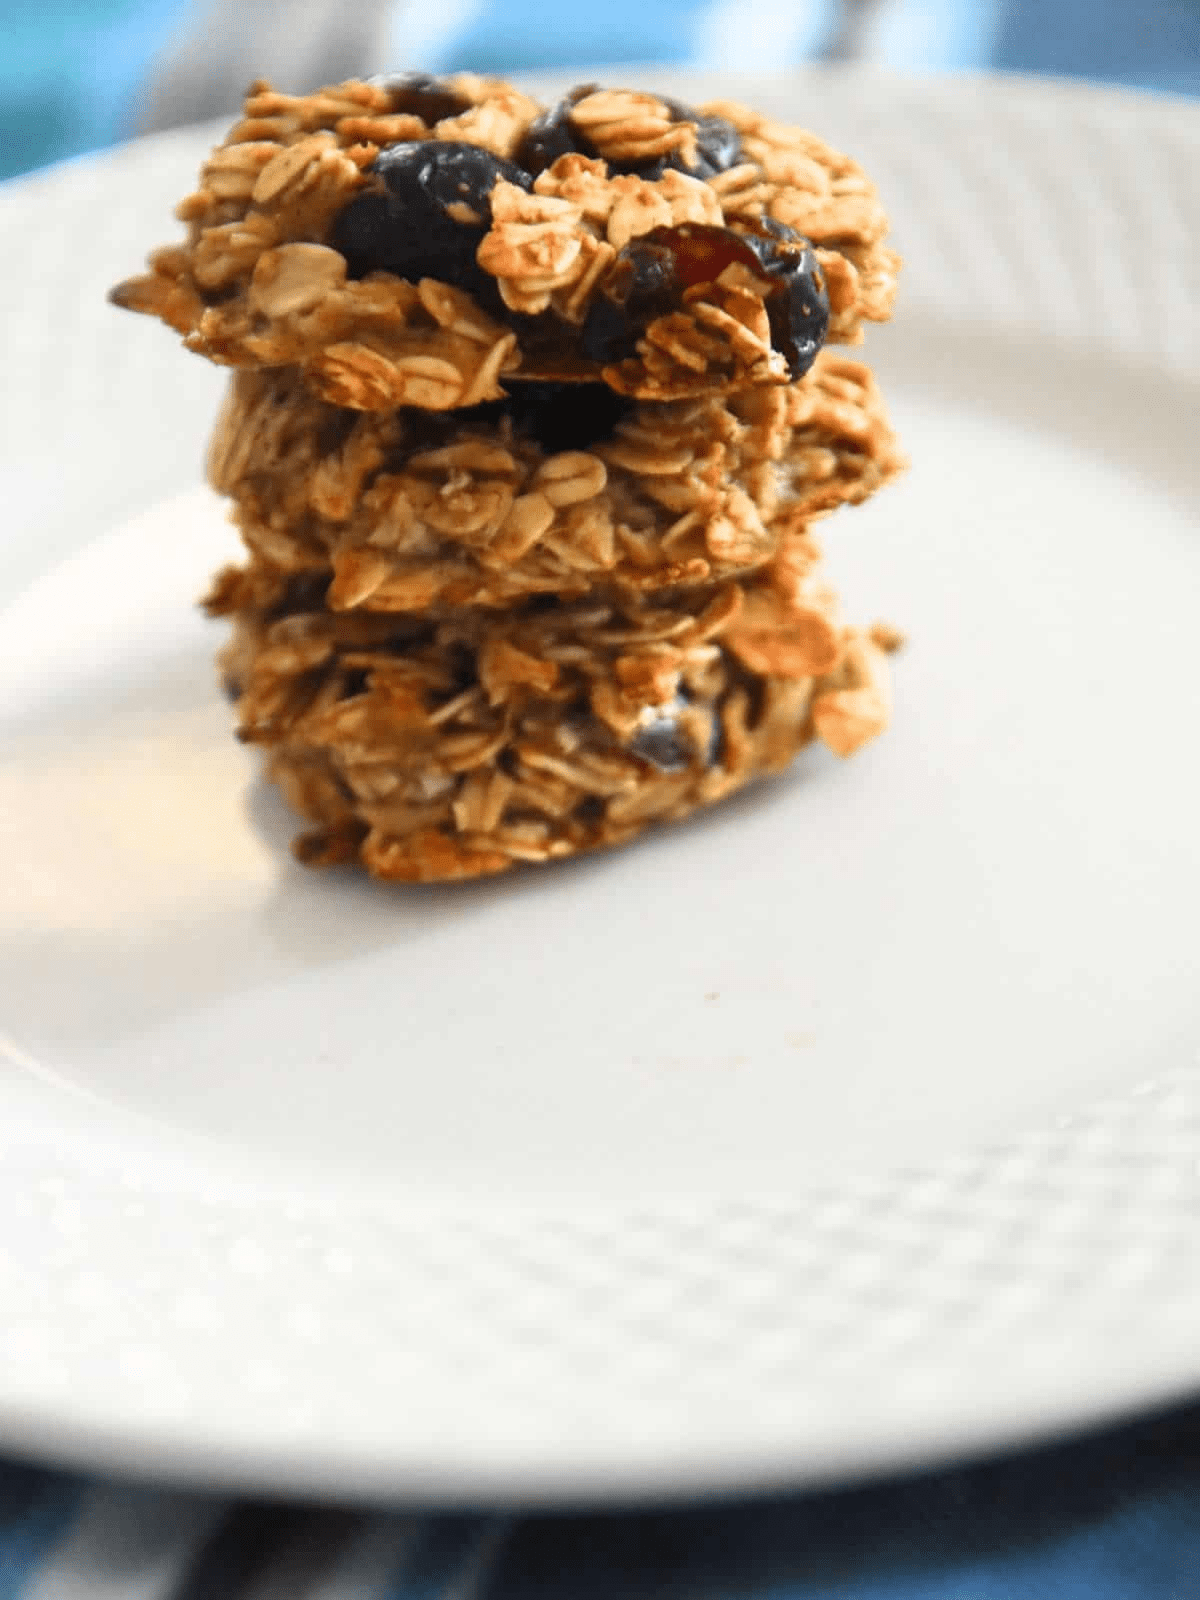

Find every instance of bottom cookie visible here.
[208,536,898,882]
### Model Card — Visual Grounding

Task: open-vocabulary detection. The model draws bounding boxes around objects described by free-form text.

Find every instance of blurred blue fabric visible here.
[2,0,1199,180]
[2,1401,1200,1596]
[2,1,1200,1595]
[1,0,192,178]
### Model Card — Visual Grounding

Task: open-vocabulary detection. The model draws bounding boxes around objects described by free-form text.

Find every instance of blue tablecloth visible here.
[3,1402,1200,1596]
[3,1,1199,1595]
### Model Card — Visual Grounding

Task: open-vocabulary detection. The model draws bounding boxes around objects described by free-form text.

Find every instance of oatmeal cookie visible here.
[207,351,903,611]
[110,74,899,406]
[108,73,905,881]
[209,545,899,880]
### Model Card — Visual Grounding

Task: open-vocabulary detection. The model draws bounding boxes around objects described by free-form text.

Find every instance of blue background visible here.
[2,0,1199,180]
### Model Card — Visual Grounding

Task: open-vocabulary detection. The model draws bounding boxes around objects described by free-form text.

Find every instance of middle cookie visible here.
[209,352,903,614]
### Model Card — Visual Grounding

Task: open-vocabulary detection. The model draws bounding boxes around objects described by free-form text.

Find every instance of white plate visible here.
[1,69,1199,1505]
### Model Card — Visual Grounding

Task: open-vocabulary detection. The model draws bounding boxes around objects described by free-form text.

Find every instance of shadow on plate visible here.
[241,755,815,966]
[4,735,815,1059]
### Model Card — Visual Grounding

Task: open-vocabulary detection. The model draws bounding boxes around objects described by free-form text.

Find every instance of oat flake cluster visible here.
[111,74,905,881]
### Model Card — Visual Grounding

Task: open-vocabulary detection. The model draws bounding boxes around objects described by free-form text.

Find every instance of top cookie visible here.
[111,74,899,410]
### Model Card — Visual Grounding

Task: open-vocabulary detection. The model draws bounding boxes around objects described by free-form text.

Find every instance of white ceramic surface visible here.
[0,70,1198,1504]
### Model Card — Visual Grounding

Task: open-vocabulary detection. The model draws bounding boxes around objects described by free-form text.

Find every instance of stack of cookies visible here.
[111,74,904,881]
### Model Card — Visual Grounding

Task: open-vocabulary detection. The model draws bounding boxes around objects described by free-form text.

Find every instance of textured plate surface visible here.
[1,70,1199,1504]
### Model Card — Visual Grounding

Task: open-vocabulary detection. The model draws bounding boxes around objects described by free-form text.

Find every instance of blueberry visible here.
[629,693,719,772]
[517,85,596,175]
[329,140,531,296]
[518,85,741,180]
[736,217,830,378]
[582,221,828,378]
[688,108,743,174]
[580,233,681,364]
[644,98,742,179]
[630,712,691,772]
[372,73,472,124]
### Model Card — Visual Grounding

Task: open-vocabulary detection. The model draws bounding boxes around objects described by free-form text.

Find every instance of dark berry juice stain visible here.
[457,381,634,453]
[582,220,829,377]
[328,140,531,304]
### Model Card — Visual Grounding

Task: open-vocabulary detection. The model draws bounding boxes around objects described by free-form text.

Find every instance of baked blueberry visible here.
[518,85,741,180]
[329,140,531,295]
[737,218,830,378]
[582,221,828,378]
[629,694,719,772]
[647,98,742,179]
[516,86,596,175]
[579,233,681,363]
[372,73,472,124]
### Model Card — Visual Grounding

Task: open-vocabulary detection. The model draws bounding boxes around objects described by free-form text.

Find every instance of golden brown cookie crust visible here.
[110,76,900,408]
